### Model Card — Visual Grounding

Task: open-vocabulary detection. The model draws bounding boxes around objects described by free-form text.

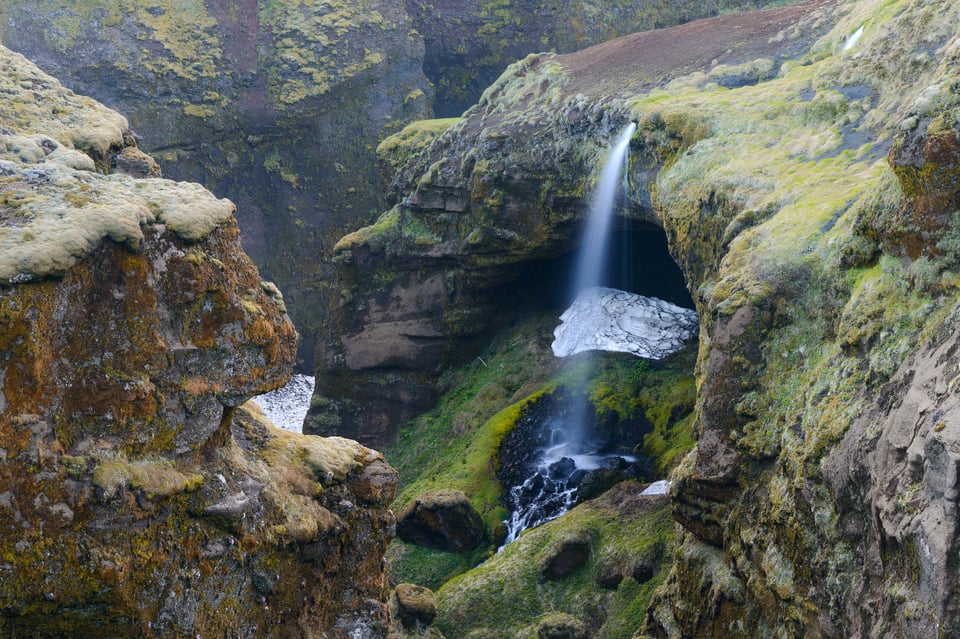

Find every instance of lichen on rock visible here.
[0,45,398,637]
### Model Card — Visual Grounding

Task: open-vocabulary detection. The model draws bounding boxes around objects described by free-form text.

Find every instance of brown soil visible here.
[560,0,838,97]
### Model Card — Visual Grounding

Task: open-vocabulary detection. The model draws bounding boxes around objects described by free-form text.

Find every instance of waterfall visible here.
[571,122,637,296]
[501,124,642,546]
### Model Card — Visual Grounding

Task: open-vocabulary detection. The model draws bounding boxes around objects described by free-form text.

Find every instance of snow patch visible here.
[552,287,698,359]
[251,374,315,433]
[641,480,670,496]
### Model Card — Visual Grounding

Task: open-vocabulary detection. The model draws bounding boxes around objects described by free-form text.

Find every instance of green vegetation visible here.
[377,118,463,174]
[260,0,389,105]
[92,456,204,499]
[384,314,697,593]
[386,315,561,521]
[434,483,675,639]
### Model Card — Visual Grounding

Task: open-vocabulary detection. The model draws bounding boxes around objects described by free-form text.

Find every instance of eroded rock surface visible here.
[328,0,960,636]
[396,489,486,552]
[0,46,398,637]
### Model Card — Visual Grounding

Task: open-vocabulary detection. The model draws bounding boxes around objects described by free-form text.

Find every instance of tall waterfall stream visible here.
[501,123,696,545]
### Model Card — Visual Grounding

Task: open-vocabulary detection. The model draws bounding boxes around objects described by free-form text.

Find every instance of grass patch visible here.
[434,483,674,639]
[384,315,697,591]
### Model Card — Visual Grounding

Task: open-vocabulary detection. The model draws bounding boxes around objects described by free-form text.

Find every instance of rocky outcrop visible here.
[327,0,960,635]
[0,46,398,637]
[396,489,486,552]
[392,583,439,629]
[408,0,791,117]
[312,0,823,445]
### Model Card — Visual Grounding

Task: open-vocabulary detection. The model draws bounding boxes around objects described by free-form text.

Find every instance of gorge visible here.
[3,0,960,637]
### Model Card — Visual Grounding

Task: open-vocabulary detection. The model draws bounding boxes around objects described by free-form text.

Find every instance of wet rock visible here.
[548,457,576,479]
[396,489,485,552]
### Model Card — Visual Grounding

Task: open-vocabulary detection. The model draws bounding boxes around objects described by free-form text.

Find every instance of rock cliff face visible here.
[325,0,960,635]
[0,0,434,370]
[0,47,397,637]
[313,0,823,445]
[0,0,789,370]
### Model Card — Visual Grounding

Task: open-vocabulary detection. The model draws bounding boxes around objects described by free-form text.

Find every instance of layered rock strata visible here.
[0,46,397,637]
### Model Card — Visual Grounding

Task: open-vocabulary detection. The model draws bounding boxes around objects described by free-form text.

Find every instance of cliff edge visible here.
[0,46,397,638]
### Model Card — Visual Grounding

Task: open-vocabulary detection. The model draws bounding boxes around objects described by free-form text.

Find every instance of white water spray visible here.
[571,122,637,295]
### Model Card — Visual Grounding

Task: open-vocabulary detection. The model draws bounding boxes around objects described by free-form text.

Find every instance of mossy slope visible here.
[434,483,674,639]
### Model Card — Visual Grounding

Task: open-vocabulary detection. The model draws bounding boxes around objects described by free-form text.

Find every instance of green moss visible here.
[260,0,389,106]
[334,205,403,255]
[434,483,674,639]
[377,118,463,173]
[387,540,481,592]
[92,456,204,499]
[384,316,697,592]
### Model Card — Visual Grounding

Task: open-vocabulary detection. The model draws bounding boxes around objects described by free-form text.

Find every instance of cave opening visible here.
[499,217,694,318]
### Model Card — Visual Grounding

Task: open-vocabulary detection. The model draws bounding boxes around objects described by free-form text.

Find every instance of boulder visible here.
[396,489,485,552]
[394,583,438,628]
[535,613,588,639]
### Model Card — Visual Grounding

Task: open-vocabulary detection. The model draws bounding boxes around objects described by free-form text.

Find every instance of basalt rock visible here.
[332,0,960,636]
[396,489,486,552]
[535,613,588,639]
[0,46,398,637]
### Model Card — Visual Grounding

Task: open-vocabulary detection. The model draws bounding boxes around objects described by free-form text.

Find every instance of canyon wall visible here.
[0,0,788,370]
[0,46,397,637]
[325,0,960,635]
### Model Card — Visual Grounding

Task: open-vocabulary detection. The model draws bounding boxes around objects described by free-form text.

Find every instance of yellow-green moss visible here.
[260,0,390,106]
[92,457,204,499]
[0,46,128,157]
[377,118,463,172]
[0,166,235,284]
[0,46,236,285]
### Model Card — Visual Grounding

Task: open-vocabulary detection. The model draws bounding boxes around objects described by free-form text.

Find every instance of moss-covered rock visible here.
[0,45,397,637]
[397,489,487,552]
[382,315,695,599]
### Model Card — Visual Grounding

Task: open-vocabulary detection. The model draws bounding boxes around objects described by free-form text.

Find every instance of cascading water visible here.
[499,122,698,545]
[571,122,637,295]
[501,123,642,545]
